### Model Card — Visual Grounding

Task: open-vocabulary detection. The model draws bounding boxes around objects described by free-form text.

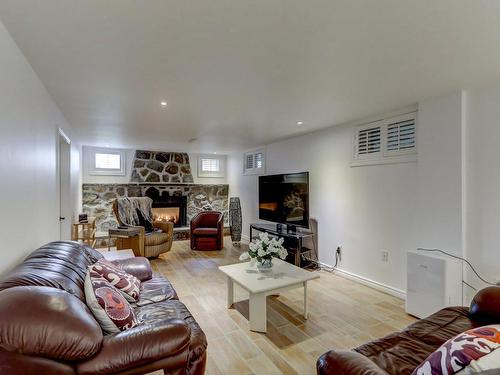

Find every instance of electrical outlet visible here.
[381,250,389,262]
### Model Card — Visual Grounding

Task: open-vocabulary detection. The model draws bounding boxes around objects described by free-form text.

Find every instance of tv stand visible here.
[249,223,314,268]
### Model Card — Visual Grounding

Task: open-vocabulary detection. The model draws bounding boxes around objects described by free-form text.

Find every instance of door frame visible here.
[57,127,72,240]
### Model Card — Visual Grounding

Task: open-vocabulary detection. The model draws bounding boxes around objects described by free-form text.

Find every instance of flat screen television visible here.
[259,172,309,228]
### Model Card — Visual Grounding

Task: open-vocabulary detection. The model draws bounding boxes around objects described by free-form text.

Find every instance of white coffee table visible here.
[219,259,320,333]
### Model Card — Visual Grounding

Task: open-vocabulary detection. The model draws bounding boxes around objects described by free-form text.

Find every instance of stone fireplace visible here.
[83,183,229,238]
[82,151,229,244]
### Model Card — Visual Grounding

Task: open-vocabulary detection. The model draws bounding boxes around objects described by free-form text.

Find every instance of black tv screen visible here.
[259,172,309,228]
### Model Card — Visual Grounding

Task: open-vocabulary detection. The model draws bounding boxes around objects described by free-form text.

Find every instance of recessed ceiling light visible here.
[160,101,167,107]
[297,121,303,126]
[213,152,217,154]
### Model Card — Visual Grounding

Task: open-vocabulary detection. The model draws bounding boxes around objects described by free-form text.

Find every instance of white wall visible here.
[82,146,228,185]
[0,21,80,275]
[465,85,500,298]
[415,92,465,255]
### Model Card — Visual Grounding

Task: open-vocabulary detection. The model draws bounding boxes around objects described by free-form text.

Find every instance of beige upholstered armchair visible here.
[112,197,173,258]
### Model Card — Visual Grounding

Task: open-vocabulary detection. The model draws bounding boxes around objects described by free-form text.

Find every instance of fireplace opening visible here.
[145,187,187,227]
[152,207,180,224]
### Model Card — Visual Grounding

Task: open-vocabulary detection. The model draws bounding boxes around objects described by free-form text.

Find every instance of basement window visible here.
[198,155,226,178]
[244,149,265,175]
[88,147,126,176]
[352,112,417,166]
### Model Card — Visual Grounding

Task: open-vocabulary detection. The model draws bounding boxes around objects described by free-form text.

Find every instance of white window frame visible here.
[197,154,226,178]
[88,147,126,176]
[244,148,265,175]
[351,112,417,167]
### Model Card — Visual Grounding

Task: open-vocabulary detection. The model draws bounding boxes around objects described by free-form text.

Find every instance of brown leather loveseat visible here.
[317,286,500,375]
[0,241,206,375]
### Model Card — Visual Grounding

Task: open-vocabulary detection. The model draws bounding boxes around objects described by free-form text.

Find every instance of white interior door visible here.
[58,129,72,240]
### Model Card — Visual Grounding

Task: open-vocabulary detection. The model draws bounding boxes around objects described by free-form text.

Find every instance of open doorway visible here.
[58,129,72,240]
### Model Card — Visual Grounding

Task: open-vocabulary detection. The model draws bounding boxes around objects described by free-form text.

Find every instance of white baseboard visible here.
[241,234,250,243]
[319,262,406,300]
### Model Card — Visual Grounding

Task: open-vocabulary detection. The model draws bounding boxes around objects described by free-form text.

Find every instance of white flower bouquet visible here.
[239,232,288,265]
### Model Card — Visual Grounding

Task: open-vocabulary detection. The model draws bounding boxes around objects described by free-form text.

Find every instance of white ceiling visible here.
[1,1,500,153]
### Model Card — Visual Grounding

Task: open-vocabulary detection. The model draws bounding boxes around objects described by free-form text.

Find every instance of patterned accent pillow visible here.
[89,260,140,302]
[84,271,139,334]
[413,325,500,375]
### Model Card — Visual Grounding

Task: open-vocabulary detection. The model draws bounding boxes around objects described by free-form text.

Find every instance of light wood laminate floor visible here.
[150,238,416,375]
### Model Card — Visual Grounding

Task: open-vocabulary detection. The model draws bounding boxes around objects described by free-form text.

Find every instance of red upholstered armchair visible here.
[190,211,224,250]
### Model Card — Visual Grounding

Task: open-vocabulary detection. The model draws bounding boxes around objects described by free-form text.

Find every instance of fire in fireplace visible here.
[152,207,180,224]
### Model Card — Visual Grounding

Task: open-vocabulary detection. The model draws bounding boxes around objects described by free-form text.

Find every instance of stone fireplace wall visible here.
[82,183,229,235]
[130,151,194,183]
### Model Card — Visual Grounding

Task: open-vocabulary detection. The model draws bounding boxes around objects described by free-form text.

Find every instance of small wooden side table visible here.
[71,218,96,248]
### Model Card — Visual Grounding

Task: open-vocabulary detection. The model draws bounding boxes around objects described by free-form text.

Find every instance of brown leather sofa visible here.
[0,241,207,375]
[317,286,500,375]
[190,211,224,250]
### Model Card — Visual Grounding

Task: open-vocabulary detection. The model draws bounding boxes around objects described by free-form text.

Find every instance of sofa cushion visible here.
[76,319,191,375]
[192,227,218,236]
[355,307,477,375]
[85,272,139,334]
[134,299,207,371]
[0,286,103,361]
[317,350,389,375]
[0,241,96,301]
[138,273,178,305]
[412,325,500,375]
[90,260,140,302]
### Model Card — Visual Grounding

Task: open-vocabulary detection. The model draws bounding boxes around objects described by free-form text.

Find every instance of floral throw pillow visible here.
[413,325,500,375]
[89,260,140,302]
[84,271,139,334]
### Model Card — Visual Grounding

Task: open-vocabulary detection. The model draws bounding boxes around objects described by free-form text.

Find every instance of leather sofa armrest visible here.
[154,221,173,237]
[113,257,153,281]
[77,319,191,375]
[317,350,388,375]
[470,286,500,323]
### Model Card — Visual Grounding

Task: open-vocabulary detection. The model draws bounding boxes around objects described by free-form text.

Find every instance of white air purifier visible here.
[406,250,462,318]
